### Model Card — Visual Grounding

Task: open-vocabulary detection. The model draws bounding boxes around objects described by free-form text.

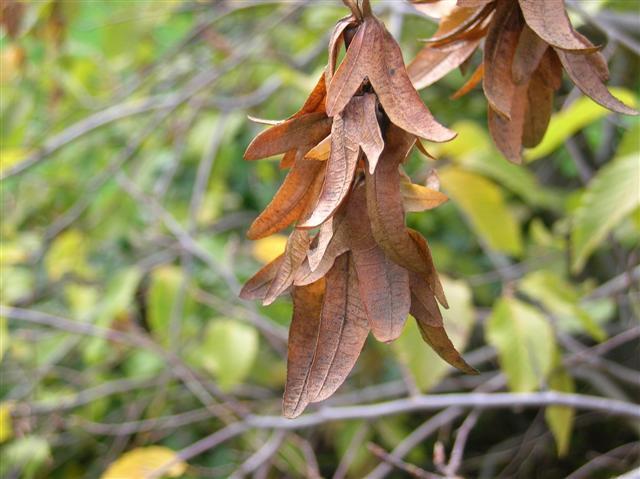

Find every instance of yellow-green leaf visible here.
[526,88,637,161]
[545,353,575,457]
[101,446,186,479]
[394,277,474,392]
[0,402,13,443]
[148,266,184,346]
[0,317,8,362]
[200,319,259,391]
[440,167,523,256]
[252,235,288,264]
[571,129,640,272]
[486,297,555,392]
[45,229,93,281]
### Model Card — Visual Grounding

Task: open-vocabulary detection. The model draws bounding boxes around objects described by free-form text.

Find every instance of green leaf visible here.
[394,276,474,392]
[0,317,8,362]
[520,270,606,341]
[439,167,523,256]
[45,229,93,281]
[0,402,13,443]
[147,266,184,347]
[200,319,259,392]
[545,353,575,457]
[571,131,640,272]
[486,297,555,392]
[526,88,637,161]
[0,436,51,479]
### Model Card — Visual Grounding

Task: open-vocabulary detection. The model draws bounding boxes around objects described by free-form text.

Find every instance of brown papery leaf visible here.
[522,68,554,148]
[409,272,443,328]
[556,48,639,116]
[244,112,332,161]
[289,72,328,119]
[457,0,494,7]
[301,93,383,228]
[410,291,478,374]
[308,218,335,272]
[347,185,411,343]
[518,0,600,53]
[239,254,284,301]
[279,150,296,169]
[327,16,356,85]
[263,229,310,305]
[406,228,448,308]
[409,39,480,90]
[424,4,492,47]
[511,24,548,85]
[283,279,325,418]
[488,83,527,164]
[247,160,324,239]
[482,0,522,118]
[306,253,370,403]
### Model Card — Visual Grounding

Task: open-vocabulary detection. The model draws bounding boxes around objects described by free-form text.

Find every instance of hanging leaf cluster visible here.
[241,0,477,418]
[408,0,638,162]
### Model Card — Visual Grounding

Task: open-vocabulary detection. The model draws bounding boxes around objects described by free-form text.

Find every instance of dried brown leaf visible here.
[263,229,311,305]
[239,254,284,301]
[511,24,548,85]
[451,62,484,99]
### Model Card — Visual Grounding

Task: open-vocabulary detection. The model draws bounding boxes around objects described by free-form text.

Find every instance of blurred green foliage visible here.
[1,1,639,478]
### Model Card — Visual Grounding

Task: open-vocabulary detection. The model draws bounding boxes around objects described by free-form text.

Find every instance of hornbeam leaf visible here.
[518,0,600,53]
[406,229,448,308]
[556,48,639,116]
[327,16,357,85]
[244,112,332,161]
[357,94,384,174]
[247,160,324,239]
[305,135,331,161]
[483,0,521,119]
[401,178,449,212]
[308,218,335,272]
[347,185,410,343]
[522,68,554,148]
[263,229,310,305]
[511,24,548,85]
[239,254,284,301]
[408,39,480,90]
[283,280,325,418]
[306,253,370,402]
[488,84,527,163]
[294,218,349,286]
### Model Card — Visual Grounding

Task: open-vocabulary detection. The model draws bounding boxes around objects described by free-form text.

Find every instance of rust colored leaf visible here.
[518,0,600,53]
[488,84,527,163]
[409,40,479,90]
[244,112,332,161]
[347,185,411,343]
[356,93,385,173]
[263,229,311,305]
[406,228,448,308]
[239,254,284,301]
[328,16,356,85]
[483,0,522,118]
[308,218,335,272]
[409,272,442,328]
[290,72,327,119]
[511,24,548,85]
[457,0,494,7]
[536,49,563,91]
[294,219,349,286]
[247,160,324,239]
[279,149,296,169]
[451,62,484,99]
[425,4,493,47]
[556,48,639,116]
[306,253,370,402]
[283,279,325,418]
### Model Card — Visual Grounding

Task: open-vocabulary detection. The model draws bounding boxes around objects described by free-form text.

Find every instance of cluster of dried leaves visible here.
[409,0,638,162]
[240,0,477,418]
[241,0,637,418]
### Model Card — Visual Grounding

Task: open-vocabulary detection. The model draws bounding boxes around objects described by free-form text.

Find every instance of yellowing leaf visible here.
[101,446,186,479]
[45,230,92,281]
[486,297,555,392]
[439,167,523,256]
[545,353,575,457]
[0,402,13,443]
[201,319,259,392]
[252,235,288,264]
[571,137,640,272]
[525,88,637,161]
[395,276,474,391]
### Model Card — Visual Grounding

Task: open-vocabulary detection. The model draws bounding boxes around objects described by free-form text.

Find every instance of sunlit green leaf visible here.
[148,266,184,346]
[545,352,575,457]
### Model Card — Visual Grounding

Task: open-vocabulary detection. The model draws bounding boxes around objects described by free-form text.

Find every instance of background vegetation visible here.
[0,1,638,477]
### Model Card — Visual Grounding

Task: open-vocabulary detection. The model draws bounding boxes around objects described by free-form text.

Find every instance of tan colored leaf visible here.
[556,48,639,116]
[308,218,335,271]
[483,0,522,118]
[488,83,527,163]
[511,24,548,85]
[240,255,284,301]
[406,228,448,308]
[247,160,324,239]
[244,112,332,161]
[306,253,370,402]
[409,39,480,90]
[409,272,442,328]
[356,93,384,173]
[401,176,448,212]
[263,229,310,305]
[522,68,554,148]
[457,0,494,7]
[347,185,411,343]
[424,4,492,46]
[327,16,356,85]
[305,135,331,161]
[283,279,325,418]
[518,0,600,53]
